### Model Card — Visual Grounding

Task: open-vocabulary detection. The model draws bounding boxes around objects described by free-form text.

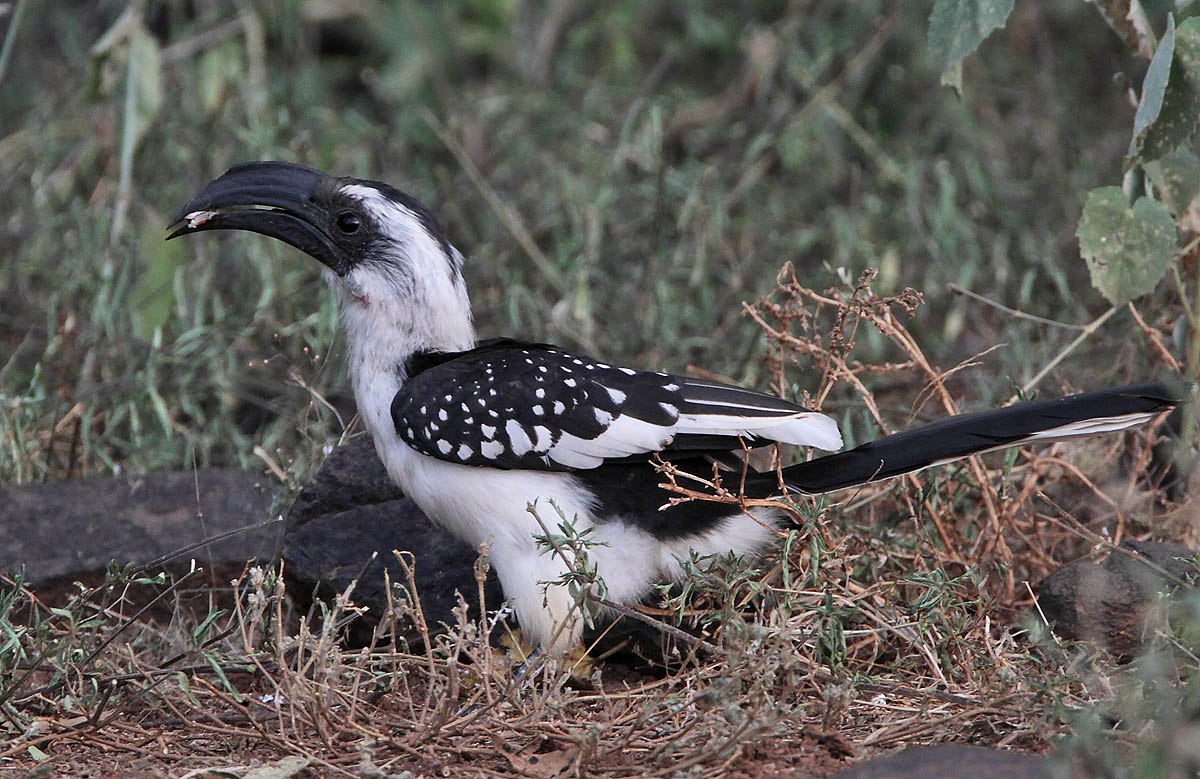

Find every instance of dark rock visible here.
[1105,539,1199,591]
[0,469,280,584]
[286,434,405,519]
[1037,539,1199,656]
[834,744,1060,779]
[282,436,505,646]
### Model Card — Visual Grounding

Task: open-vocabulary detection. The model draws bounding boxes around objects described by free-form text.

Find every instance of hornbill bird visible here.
[170,161,1185,653]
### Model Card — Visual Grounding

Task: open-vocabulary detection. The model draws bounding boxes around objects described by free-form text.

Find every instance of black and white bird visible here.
[170,161,1184,652]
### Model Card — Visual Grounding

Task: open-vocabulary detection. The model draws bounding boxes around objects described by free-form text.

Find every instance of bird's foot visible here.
[500,627,595,683]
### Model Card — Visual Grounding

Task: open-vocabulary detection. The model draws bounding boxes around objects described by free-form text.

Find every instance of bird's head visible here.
[169,161,474,355]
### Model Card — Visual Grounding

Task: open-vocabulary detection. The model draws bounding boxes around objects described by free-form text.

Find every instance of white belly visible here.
[382,433,595,550]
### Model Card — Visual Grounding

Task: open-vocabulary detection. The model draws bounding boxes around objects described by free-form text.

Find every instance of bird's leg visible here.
[499,626,594,685]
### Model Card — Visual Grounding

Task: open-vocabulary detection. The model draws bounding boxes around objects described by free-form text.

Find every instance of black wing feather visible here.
[392,340,826,471]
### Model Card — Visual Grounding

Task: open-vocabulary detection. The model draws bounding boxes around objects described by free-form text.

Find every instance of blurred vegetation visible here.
[1,0,1180,485]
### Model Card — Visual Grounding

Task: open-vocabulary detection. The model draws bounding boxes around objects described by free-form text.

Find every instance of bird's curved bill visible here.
[167,161,350,274]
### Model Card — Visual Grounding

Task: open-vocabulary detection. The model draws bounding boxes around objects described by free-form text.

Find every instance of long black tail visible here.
[781,382,1187,494]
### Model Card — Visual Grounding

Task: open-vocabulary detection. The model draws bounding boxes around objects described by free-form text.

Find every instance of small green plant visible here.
[530,500,610,633]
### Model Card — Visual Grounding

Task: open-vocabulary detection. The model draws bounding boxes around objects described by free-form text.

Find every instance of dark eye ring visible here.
[336,212,361,234]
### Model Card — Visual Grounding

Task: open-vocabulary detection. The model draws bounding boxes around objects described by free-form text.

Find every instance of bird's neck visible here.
[329,264,475,444]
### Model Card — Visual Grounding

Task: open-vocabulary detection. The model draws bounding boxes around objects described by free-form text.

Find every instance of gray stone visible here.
[0,469,281,583]
[1037,539,1198,656]
[834,744,1063,779]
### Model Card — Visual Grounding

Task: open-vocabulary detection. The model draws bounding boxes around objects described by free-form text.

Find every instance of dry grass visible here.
[2,270,1193,777]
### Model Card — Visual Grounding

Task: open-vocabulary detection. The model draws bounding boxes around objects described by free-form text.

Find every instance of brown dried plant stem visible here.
[744,268,986,566]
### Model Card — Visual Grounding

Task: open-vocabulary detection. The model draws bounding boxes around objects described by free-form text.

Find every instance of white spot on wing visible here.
[604,386,627,404]
[480,439,504,459]
[547,417,676,468]
[594,415,675,452]
[506,419,533,455]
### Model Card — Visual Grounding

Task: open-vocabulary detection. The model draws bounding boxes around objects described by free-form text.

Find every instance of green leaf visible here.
[174,671,200,707]
[1176,16,1200,86]
[1129,16,1200,164]
[1147,147,1200,214]
[1077,187,1176,305]
[190,608,227,646]
[1128,17,1200,165]
[1147,147,1200,232]
[1129,15,1175,162]
[205,653,245,703]
[927,0,1015,80]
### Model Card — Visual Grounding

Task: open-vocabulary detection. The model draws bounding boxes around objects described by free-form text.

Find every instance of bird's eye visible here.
[336,212,361,234]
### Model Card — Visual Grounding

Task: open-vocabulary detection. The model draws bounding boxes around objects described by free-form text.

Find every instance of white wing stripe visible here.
[1021,411,1157,441]
[677,412,842,451]
[545,409,841,469]
[682,396,803,414]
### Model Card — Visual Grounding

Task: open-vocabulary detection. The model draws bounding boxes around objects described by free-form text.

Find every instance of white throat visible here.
[325,188,475,446]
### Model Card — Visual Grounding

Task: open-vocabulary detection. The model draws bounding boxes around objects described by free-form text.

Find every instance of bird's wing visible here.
[392,340,842,471]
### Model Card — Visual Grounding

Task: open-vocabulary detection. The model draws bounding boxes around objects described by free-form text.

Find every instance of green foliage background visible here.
[0,0,1185,483]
